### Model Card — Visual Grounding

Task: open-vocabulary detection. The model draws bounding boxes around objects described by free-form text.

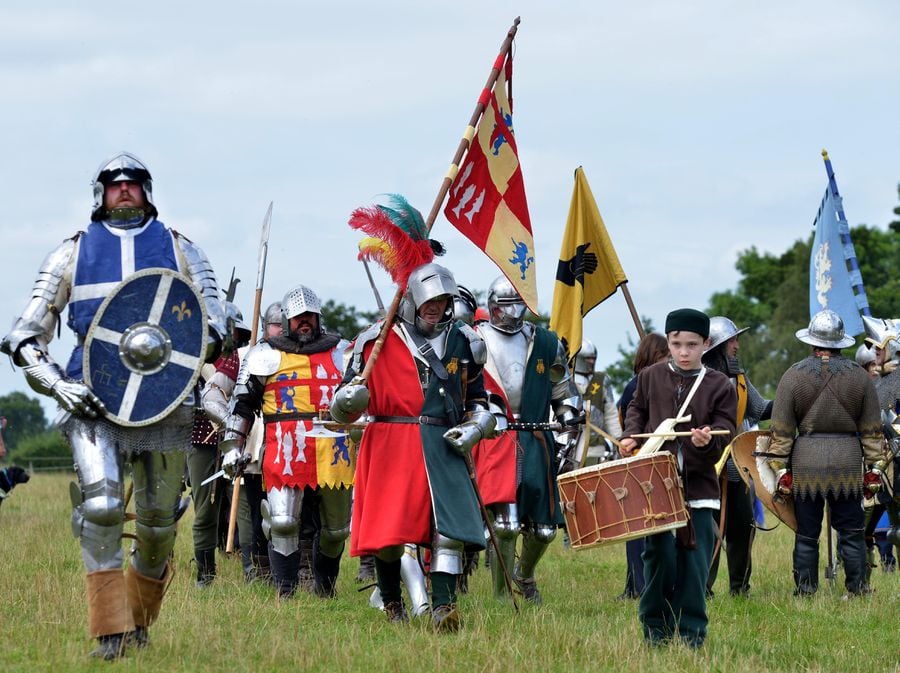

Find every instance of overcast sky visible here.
[1,2,898,417]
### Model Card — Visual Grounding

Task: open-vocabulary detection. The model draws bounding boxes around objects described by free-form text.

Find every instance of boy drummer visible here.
[619,308,736,648]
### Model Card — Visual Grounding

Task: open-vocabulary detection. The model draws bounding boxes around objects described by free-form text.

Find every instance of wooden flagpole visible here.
[358,17,522,383]
[619,282,646,341]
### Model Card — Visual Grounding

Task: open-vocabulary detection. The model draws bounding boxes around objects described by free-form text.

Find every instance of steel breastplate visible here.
[482,326,528,415]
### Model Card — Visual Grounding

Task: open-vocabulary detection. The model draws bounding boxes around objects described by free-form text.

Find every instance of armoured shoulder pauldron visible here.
[350,321,383,374]
[457,323,486,365]
[237,342,281,384]
[1,236,78,358]
[172,231,226,337]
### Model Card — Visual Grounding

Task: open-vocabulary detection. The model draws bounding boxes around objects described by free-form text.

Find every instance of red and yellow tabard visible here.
[261,350,355,490]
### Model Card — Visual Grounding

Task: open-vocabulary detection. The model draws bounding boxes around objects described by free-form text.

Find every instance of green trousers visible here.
[187,446,223,552]
[639,507,715,646]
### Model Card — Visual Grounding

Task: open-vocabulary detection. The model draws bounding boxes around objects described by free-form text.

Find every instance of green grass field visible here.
[0,473,896,672]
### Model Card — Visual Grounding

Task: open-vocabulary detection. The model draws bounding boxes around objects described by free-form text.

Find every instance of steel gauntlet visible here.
[330,377,370,424]
[19,339,105,417]
[220,413,252,477]
[443,408,497,456]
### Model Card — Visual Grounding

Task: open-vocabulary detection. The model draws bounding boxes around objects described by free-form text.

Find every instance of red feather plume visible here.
[349,205,434,287]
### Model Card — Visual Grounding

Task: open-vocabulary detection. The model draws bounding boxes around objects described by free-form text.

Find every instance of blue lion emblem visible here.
[331,436,351,466]
[508,238,534,280]
[275,372,298,412]
[490,108,514,156]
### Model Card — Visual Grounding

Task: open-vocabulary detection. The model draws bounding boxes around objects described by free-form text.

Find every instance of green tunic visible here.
[517,327,565,527]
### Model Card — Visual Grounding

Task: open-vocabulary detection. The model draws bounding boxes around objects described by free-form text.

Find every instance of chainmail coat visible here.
[875,367,900,411]
[769,354,883,499]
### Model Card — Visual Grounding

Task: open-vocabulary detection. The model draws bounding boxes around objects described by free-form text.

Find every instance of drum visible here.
[557,452,688,549]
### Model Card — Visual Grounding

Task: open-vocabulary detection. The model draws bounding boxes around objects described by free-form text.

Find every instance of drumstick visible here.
[630,430,731,439]
[589,422,624,450]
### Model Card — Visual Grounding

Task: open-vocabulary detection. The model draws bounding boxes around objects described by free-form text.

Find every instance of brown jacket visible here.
[623,361,737,501]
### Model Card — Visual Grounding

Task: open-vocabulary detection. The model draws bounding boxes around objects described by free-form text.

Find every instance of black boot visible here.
[253,551,273,585]
[838,529,870,595]
[298,539,315,592]
[195,548,216,588]
[792,537,819,596]
[269,547,301,599]
[356,554,376,583]
[89,633,128,660]
[241,543,255,582]
[313,549,342,598]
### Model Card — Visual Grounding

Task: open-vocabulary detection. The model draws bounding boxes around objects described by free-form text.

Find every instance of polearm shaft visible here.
[358,17,521,383]
[249,202,273,347]
[361,256,386,316]
[226,201,273,554]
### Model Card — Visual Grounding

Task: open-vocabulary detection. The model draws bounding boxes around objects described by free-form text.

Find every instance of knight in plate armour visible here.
[474,275,582,603]
[220,285,353,600]
[571,338,621,466]
[330,263,495,632]
[0,152,226,660]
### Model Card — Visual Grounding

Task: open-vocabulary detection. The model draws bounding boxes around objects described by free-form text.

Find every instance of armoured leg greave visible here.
[400,545,430,616]
[516,524,556,580]
[70,425,126,572]
[490,504,520,598]
[432,532,464,575]
[318,486,352,558]
[264,486,303,556]
[312,486,352,598]
[131,451,185,579]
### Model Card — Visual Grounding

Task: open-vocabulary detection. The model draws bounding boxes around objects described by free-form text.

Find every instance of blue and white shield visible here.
[83,268,208,427]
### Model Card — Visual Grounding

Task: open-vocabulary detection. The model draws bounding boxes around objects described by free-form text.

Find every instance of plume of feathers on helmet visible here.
[350,194,444,287]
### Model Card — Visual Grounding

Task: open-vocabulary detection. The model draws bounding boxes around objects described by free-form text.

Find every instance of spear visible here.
[360,255,386,316]
[356,17,521,384]
[225,201,273,554]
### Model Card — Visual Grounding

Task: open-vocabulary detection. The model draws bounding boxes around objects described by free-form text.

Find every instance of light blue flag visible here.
[809,187,867,336]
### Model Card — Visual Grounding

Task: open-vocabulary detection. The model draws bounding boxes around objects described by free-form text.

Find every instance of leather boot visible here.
[838,529,870,595]
[86,569,134,659]
[356,554,376,583]
[298,538,315,592]
[125,562,171,649]
[269,548,301,599]
[313,549,342,598]
[241,544,255,583]
[195,548,216,588]
[89,633,128,660]
[792,537,819,596]
[252,551,273,585]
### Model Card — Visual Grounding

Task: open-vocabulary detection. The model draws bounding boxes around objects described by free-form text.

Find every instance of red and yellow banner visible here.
[443,54,538,312]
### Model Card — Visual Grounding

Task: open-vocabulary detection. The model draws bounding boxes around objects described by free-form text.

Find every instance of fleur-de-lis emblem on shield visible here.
[536,359,545,375]
[172,301,192,321]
